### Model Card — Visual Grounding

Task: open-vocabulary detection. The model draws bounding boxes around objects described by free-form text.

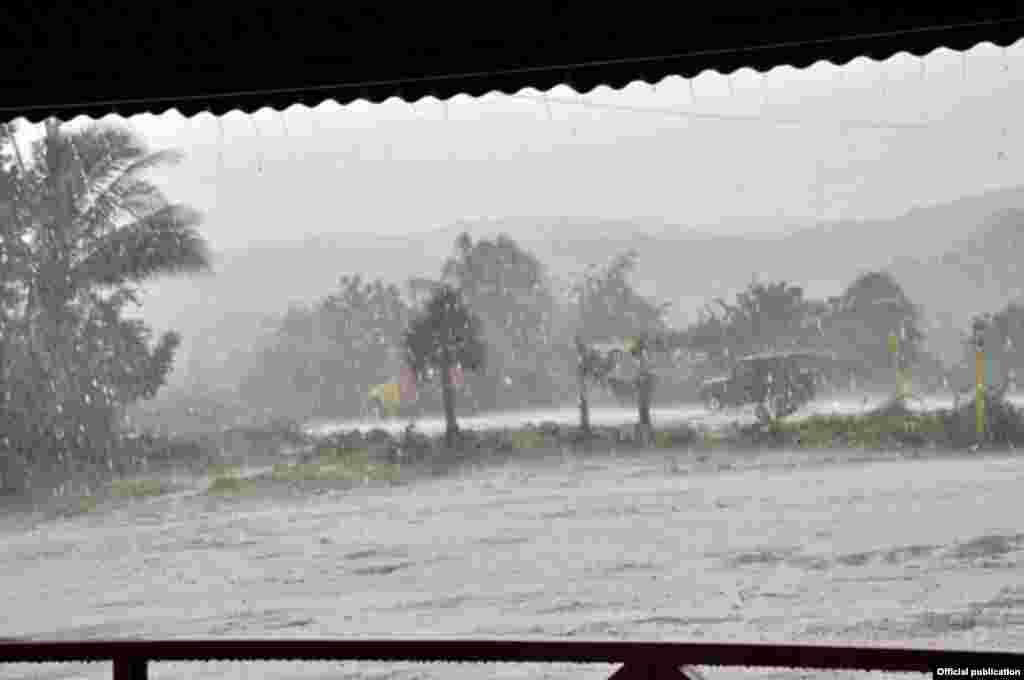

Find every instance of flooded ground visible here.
[1,435,1023,679]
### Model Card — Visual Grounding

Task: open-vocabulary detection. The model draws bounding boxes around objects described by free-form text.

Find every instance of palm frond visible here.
[71,204,210,287]
[66,125,151,178]
[75,151,182,233]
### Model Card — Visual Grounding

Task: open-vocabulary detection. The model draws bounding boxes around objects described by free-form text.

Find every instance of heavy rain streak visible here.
[2,42,1024,679]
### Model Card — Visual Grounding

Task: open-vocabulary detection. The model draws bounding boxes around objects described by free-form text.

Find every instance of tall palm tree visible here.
[1,118,210,472]
[32,120,210,304]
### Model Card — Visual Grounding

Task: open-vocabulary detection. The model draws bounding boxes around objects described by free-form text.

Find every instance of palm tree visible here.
[1,118,210,478]
[34,119,209,295]
[404,285,485,447]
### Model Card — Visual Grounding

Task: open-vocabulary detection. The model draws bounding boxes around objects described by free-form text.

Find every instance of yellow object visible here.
[889,333,906,400]
[369,382,402,407]
[896,368,910,401]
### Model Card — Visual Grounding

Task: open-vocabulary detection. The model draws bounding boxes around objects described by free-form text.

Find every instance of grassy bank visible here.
[6,397,1022,526]
[318,397,1024,463]
[764,397,1024,451]
[203,446,402,498]
[0,419,311,522]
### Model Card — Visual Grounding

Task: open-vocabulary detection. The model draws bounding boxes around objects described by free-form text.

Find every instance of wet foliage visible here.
[404,284,486,445]
[6,118,1024,513]
[765,413,947,450]
[443,233,567,412]
[108,478,168,499]
[238,275,413,422]
[941,392,1024,448]
[1,119,210,498]
[269,447,400,485]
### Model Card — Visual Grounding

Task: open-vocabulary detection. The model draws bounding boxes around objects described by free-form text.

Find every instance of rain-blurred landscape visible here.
[2,41,1024,679]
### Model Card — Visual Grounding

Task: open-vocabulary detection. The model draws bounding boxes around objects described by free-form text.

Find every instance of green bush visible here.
[785,417,837,448]
[206,463,241,479]
[510,430,547,450]
[700,430,722,448]
[78,495,98,513]
[205,460,248,494]
[941,396,1024,447]
[776,412,949,450]
[207,476,255,495]
[109,478,168,499]
[654,426,699,449]
[654,431,674,449]
[270,447,400,484]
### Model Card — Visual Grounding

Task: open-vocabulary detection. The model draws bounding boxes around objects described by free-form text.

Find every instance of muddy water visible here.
[1,450,1023,679]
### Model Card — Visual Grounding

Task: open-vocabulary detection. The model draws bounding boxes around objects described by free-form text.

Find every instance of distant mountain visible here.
[131,185,1024,389]
[888,207,1024,365]
[128,234,452,389]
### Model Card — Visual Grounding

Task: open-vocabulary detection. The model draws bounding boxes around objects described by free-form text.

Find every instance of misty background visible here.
[11,40,1022,402]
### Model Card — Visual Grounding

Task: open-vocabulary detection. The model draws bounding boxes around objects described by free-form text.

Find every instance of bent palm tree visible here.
[1,119,210,478]
[38,120,209,291]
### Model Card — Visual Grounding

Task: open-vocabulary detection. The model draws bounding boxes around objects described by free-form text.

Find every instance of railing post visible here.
[113,656,147,680]
[607,663,706,679]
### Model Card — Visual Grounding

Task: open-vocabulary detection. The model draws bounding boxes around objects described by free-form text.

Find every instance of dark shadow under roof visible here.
[0,6,1022,121]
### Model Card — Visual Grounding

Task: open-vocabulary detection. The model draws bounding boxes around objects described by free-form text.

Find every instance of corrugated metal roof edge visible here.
[5,33,1023,123]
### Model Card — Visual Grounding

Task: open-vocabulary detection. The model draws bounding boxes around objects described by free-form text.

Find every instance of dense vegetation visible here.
[3,118,1024,505]
[0,120,210,495]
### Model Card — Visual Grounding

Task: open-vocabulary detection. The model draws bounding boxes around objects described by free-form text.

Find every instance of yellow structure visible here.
[888,332,910,401]
[970,318,988,443]
[367,382,402,418]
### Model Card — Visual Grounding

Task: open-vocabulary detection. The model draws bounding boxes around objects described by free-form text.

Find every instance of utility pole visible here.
[972,317,987,444]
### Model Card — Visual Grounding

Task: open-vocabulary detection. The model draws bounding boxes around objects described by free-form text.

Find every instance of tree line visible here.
[237,235,672,425]
[4,118,1023,491]
[244,233,1024,441]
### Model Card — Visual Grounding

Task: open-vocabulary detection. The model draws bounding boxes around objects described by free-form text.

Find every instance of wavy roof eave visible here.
[2,12,1022,123]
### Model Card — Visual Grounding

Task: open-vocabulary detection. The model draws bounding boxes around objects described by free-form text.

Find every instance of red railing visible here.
[1,638,1021,679]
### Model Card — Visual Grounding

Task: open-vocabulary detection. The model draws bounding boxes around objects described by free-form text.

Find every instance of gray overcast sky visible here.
[11,40,1024,251]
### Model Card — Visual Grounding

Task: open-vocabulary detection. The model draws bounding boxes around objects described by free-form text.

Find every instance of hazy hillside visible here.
[129,234,452,389]
[131,185,1024,389]
[889,207,1024,365]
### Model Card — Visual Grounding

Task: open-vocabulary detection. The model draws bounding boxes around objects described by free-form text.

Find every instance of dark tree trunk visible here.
[440,356,458,448]
[637,378,653,427]
[574,336,591,437]
[578,369,591,436]
[635,370,654,446]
